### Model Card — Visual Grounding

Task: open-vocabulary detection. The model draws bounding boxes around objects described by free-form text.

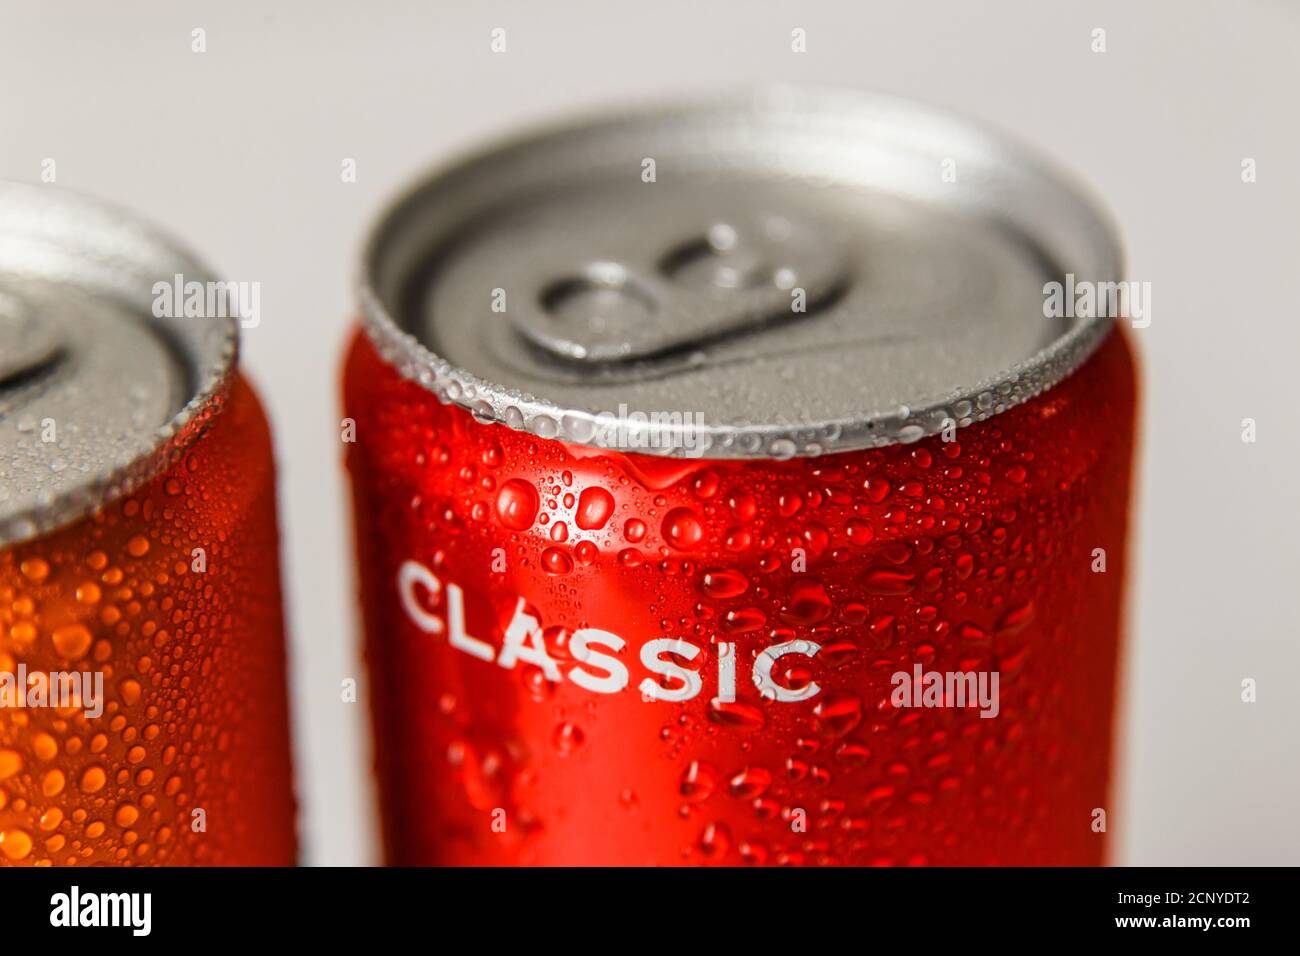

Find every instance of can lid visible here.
[0,183,237,546]
[361,87,1123,459]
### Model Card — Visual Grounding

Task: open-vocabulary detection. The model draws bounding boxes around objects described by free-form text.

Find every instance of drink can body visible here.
[0,185,296,865]
[344,327,1135,865]
[1,377,295,865]
[344,89,1138,865]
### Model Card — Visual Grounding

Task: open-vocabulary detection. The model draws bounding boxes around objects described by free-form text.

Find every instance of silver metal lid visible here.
[360,86,1123,459]
[0,183,237,546]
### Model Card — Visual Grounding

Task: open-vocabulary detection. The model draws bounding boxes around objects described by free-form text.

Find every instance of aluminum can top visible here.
[360,87,1122,459]
[0,183,236,545]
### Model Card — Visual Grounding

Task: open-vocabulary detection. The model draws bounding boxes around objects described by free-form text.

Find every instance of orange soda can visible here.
[0,184,295,865]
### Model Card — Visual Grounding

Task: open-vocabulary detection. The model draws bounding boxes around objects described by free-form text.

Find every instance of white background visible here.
[3,0,1297,866]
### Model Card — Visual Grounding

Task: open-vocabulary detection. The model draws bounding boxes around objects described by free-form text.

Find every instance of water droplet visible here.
[724,527,752,551]
[119,678,142,706]
[20,558,49,582]
[701,568,749,599]
[727,766,773,800]
[763,435,795,459]
[42,769,65,796]
[819,640,857,668]
[39,807,63,831]
[79,765,107,793]
[727,490,757,521]
[835,741,871,764]
[32,733,57,762]
[697,821,731,859]
[813,691,863,738]
[0,829,33,861]
[575,486,615,530]
[0,749,22,779]
[862,477,891,503]
[679,761,718,802]
[862,567,915,595]
[780,579,832,624]
[691,470,719,499]
[707,699,766,731]
[778,490,803,517]
[542,547,573,575]
[496,478,540,530]
[721,606,765,634]
[996,601,1035,635]
[552,722,584,754]
[662,508,704,550]
[846,518,874,545]
[51,623,92,659]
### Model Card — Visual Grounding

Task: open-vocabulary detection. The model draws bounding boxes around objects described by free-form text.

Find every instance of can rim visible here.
[357,85,1125,460]
[0,182,238,547]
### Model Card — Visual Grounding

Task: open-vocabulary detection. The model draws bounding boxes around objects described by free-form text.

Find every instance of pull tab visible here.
[0,287,65,386]
[509,213,849,363]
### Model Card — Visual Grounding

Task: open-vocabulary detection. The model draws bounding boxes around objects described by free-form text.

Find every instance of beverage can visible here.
[345,88,1137,865]
[0,184,296,865]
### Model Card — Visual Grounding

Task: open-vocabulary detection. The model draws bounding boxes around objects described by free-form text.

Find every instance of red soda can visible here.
[344,89,1137,865]
[0,185,296,865]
